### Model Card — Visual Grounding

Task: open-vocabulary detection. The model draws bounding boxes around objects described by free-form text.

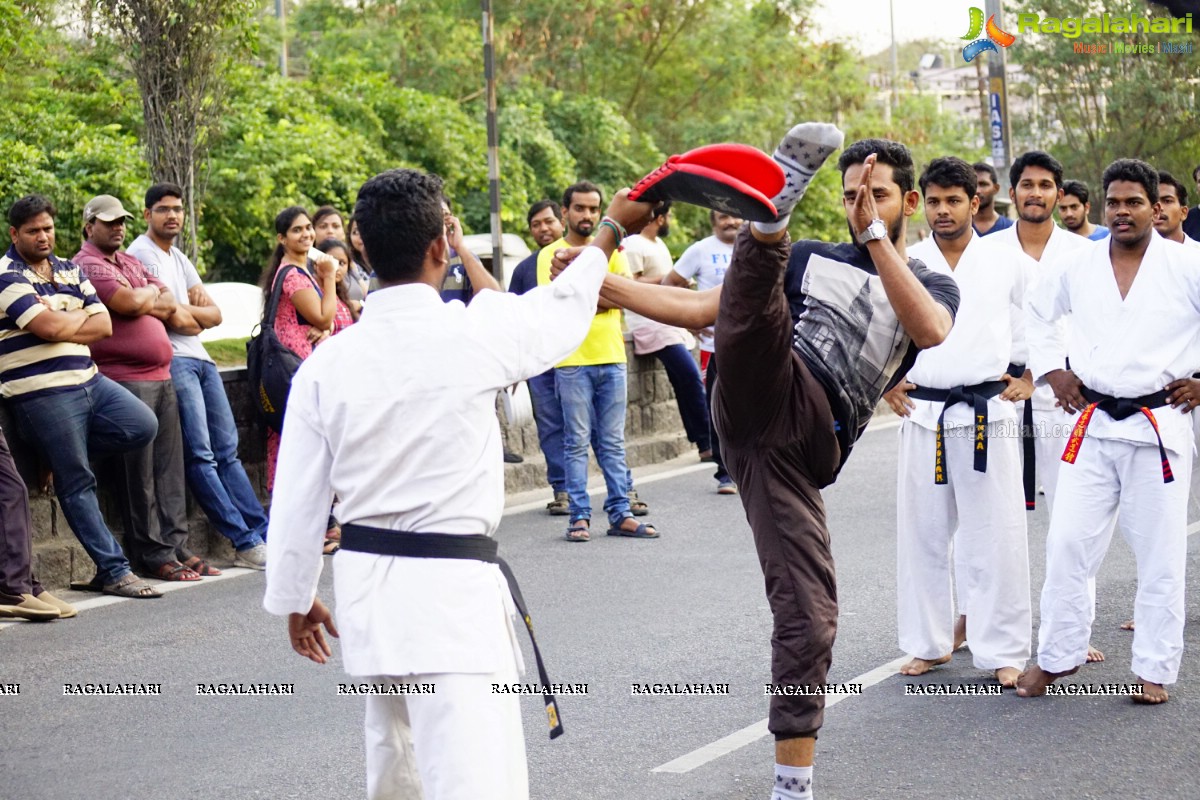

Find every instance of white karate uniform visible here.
[991,221,1090,510]
[264,247,609,799]
[897,234,1035,669]
[1027,234,1200,684]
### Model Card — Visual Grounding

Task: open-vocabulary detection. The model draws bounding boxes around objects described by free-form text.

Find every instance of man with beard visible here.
[883,157,1036,687]
[664,210,744,493]
[972,162,1013,236]
[508,200,570,513]
[73,194,200,582]
[551,127,960,799]
[1018,159,1200,705]
[537,181,656,541]
[623,202,712,464]
[1154,171,1200,249]
[989,151,1090,512]
[1059,180,1110,240]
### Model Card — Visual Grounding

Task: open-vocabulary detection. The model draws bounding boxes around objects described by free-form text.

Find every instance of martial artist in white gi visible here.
[1017,159,1200,704]
[886,157,1036,686]
[263,168,653,797]
[989,151,1090,511]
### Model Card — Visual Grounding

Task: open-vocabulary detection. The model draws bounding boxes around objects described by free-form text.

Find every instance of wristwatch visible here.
[857,218,887,244]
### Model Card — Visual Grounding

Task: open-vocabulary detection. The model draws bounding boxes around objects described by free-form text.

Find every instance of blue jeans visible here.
[171,357,268,551]
[527,370,565,493]
[9,376,157,584]
[651,344,711,453]
[555,364,632,526]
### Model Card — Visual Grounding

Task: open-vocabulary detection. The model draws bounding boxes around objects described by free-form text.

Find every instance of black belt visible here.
[909,380,1007,484]
[1008,363,1037,510]
[1061,387,1175,483]
[340,523,564,739]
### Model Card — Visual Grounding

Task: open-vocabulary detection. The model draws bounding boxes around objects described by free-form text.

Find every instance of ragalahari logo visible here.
[961,7,1016,61]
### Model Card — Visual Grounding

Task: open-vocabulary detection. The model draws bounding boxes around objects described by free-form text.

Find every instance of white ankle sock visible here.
[754,122,845,234]
[771,763,813,799]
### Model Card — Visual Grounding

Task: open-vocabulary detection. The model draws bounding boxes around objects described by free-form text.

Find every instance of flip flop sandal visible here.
[564,524,591,542]
[607,522,659,539]
[148,562,202,582]
[183,557,222,577]
[102,573,163,599]
[629,491,649,516]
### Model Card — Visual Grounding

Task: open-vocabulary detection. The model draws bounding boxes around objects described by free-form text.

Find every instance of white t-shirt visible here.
[672,235,734,352]
[126,234,214,364]
[622,233,674,331]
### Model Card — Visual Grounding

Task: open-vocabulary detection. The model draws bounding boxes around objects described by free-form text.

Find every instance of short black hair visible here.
[562,181,603,211]
[972,162,998,184]
[8,195,56,229]
[1192,164,1200,183]
[1061,180,1090,205]
[1102,158,1158,204]
[311,205,343,228]
[354,168,445,284]
[837,139,915,194]
[919,157,977,198]
[526,199,561,226]
[1010,151,1064,190]
[1158,170,1188,207]
[145,182,184,209]
[651,199,672,218]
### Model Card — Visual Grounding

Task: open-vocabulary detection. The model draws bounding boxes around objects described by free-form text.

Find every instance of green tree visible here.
[1010,0,1200,186]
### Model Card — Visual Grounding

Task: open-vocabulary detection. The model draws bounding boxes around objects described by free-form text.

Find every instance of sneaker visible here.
[546,491,569,516]
[717,479,738,495]
[503,451,524,464]
[234,544,267,571]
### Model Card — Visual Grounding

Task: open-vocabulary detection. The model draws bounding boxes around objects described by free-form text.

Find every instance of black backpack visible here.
[246,265,304,432]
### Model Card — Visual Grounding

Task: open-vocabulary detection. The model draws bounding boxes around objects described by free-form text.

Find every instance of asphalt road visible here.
[2,419,1198,800]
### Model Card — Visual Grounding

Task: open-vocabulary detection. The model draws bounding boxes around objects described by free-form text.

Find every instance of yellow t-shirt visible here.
[536,237,629,366]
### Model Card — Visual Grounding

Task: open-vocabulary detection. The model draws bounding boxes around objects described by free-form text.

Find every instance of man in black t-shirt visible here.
[558,127,959,800]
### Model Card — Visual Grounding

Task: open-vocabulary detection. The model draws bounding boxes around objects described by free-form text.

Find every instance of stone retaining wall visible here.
[12,338,695,591]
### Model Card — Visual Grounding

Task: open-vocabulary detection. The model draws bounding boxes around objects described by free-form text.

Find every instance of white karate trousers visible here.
[897,420,1031,669]
[1036,437,1191,685]
[1032,404,1075,510]
[363,658,527,799]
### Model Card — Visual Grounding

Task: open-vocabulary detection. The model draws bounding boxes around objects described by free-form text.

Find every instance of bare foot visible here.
[1132,679,1168,705]
[1086,644,1105,663]
[1120,619,1135,631]
[953,615,967,651]
[995,667,1020,687]
[900,655,951,676]
[1015,664,1079,697]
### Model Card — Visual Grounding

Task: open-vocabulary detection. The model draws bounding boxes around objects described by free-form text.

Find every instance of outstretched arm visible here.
[551,250,720,329]
[602,273,719,329]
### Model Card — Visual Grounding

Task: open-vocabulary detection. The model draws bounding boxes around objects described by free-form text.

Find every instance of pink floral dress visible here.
[265,263,355,490]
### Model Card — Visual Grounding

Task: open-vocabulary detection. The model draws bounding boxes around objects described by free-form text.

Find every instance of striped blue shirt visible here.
[0,246,105,398]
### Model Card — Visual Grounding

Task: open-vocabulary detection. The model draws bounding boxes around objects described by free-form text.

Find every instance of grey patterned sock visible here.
[755,122,845,234]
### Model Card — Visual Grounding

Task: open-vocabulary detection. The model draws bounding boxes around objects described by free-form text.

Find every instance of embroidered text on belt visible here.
[1061,386,1174,483]
[339,523,565,739]
[908,380,1008,484]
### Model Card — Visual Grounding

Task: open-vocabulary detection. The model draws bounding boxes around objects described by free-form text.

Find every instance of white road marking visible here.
[503,462,710,517]
[0,568,261,629]
[651,517,1200,774]
[651,656,911,773]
